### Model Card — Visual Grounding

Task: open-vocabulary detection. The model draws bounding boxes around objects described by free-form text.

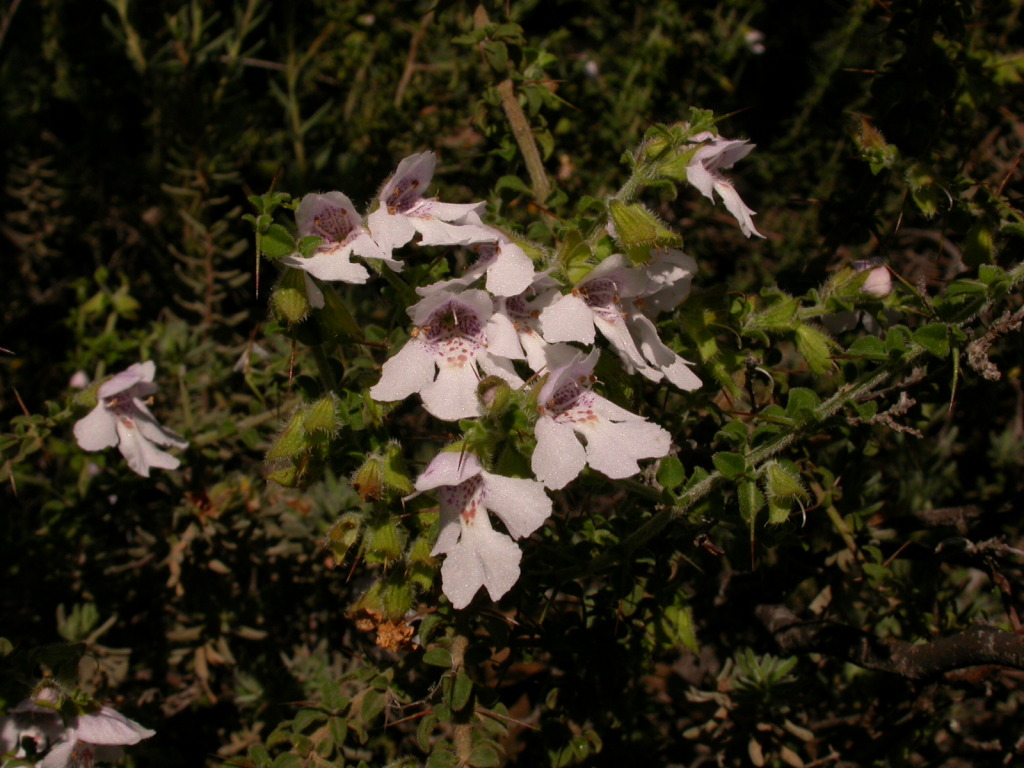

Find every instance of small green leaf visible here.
[451,668,474,711]
[259,223,296,259]
[423,647,453,668]
[271,754,303,768]
[469,743,503,767]
[738,479,764,523]
[713,452,747,479]
[785,388,820,423]
[846,336,887,359]
[656,456,685,490]
[495,175,533,196]
[913,324,949,358]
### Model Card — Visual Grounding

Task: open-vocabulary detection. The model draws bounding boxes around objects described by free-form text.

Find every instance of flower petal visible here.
[482,241,535,297]
[415,451,482,493]
[73,405,119,452]
[480,472,552,540]
[73,708,154,746]
[115,418,180,477]
[370,341,437,403]
[98,361,156,399]
[538,294,595,344]
[532,416,586,490]
[420,362,481,420]
[576,418,671,480]
[440,516,522,609]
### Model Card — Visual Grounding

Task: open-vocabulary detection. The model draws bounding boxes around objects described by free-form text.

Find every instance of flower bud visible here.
[352,455,385,501]
[381,442,414,496]
[271,269,311,325]
[851,259,892,298]
[303,394,340,434]
[326,512,362,562]
[381,582,414,621]
[364,519,406,565]
[478,375,511,415]
[608,200,682,266]
[266,411,307,461]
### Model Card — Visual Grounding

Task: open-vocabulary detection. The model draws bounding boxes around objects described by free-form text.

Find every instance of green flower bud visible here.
[352,455,385,501]
[304,394,339,434]
[382,582,414,621]
[271,269,311,325]
[608,200,682,266]
[327,512,362,563]
[265,464,299,487]
[266,411,307,461]
[478,375,512,415]
[381,443,415,496]
[364,519,406,565]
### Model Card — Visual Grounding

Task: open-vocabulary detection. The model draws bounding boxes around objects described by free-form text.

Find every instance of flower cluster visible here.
[275,131,760,608]
[1,686,154,768]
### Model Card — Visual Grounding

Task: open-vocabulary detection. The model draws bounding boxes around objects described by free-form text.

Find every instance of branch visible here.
[757,605,1024,681]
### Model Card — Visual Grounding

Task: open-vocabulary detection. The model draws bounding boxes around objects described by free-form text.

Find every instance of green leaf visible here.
[656,456,685,490]
[495,175,533,196]
[785,388,820,423]
[661,603,699,653]
[913,324,950,358]
[738,479,764,523]
[259,223,296,259]
[271,754,303,768]
[328,717,348,748]
[846,336,887,360]
[713,452,747,479]
[451,667,474,712]
[423,647,453,668]
[469,744,503,767]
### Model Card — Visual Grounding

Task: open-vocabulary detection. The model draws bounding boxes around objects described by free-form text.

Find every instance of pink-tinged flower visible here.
[39,705,154,768]
[73,361,187,477]
[686,132,764,238]
[415,451,552,609]
[532,349,672,490]
[366,152,497,256]
[416,230,537,299]
[1,693,64,760]
[281,191,391,285]
[635,247,698,318]
[484,275,575,373]
[369,290,522,421]
[538,255,701,390]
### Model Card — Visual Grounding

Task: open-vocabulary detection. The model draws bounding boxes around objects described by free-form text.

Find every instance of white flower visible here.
[1,694,64,760]
[73,361,187,477]
[369,290,522,421]
[39,705,154,768]
[686,132,764,238]
[366,152,497,257]
[539,255,701,390]
[415,451,552,609]
[416,231,537,299]
[531,349,672,489]
[280,191,390,284]
[484,275,575,373]
[635,247,699,318]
